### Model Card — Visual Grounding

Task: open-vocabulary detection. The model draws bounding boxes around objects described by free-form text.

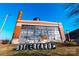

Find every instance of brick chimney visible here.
[12,11,23,44]
[17,11,23,20]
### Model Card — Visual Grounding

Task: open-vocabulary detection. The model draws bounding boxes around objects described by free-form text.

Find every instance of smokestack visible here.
[17,11,23,20]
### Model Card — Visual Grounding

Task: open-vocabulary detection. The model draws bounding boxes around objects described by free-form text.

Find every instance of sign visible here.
[16,42,56,50]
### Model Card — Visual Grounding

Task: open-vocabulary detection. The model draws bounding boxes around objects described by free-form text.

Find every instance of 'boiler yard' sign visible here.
[16,42,56,50]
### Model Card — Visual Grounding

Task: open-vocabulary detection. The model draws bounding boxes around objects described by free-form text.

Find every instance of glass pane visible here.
[54,26,59,31]
[19,25,61,43]
[28,29,34,35]
[35,29,41,36]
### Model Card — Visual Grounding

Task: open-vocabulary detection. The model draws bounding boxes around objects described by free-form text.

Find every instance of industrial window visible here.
[54,27,61,40]
[19,25,61,43]
[41,29,47,35]
[34,29,41,36]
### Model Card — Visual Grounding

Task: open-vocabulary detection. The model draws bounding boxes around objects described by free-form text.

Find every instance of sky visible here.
[0,3,79,40]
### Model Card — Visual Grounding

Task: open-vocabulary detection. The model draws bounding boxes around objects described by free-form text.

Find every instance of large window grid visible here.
[54,27,61,40]
[19,25,61,43]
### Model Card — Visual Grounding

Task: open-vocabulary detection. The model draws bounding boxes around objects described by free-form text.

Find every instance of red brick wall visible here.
[58,23,66,42]
[13,26,21,39]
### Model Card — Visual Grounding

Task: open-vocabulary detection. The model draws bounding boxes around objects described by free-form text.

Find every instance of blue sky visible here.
[0,3,79,40]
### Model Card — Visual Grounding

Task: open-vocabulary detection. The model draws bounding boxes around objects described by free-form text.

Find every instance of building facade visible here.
[66,29,79,43]
[12,11,66,44]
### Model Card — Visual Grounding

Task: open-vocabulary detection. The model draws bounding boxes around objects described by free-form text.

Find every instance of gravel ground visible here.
[0,44,79,56]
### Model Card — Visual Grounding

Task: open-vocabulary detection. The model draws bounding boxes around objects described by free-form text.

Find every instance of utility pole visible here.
[0,14,8,33]
[0,14,11,45]
[66,30,70,41]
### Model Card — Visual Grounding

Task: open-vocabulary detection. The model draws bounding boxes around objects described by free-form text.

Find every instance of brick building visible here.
[12,11,66,44]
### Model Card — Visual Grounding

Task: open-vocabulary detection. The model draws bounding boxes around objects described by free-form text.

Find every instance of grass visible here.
[0,43,79,56]
[13,46,79,56]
